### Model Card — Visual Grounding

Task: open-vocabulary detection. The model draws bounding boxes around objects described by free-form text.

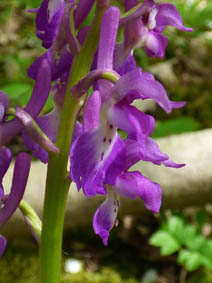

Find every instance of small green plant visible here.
[149,215,212,271]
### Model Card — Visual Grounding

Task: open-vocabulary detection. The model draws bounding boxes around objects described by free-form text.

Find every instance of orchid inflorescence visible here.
[0,0,192,259]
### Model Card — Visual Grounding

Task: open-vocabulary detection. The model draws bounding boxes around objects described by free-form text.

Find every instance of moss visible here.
[62,267,137,283]
[0,239,139,283]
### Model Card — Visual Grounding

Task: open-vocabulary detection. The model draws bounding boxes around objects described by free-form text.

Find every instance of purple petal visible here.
[97,7,120,70]
[25,59,51,118]
[125,137,168,169]
[156,3,193,32]
[170,101,186,109]
[112,68,176,113]
[0,147,12,182]
[115,171,161,213]
[0,185,4,203]
[0,91,9,122]
[125,0,138,11]
[0,153,31,228]
[83,91,101,132]
[35,0,65,48]
[114,44,137,76]
[0,235,6,257]
[74,0,95,28]
[97,80,114,103]
[161,159,185,168]
[54,1,79,55]
[123,17,143,52]
[125,137,185,169]
[27,48,73,81]
[70,128,125,196]
[93,189,119,245]
[142,31,168,58]
[107,104,155,139]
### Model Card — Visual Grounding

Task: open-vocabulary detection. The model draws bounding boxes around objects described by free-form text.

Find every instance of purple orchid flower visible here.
[27,25,89,81]
[69,6,185,245]
[122,0,193,58]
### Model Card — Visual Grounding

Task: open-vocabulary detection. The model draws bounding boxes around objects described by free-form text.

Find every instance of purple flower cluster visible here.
[0,0,192,252]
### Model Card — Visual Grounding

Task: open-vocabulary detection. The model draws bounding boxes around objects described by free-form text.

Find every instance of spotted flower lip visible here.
[93,171,162,245]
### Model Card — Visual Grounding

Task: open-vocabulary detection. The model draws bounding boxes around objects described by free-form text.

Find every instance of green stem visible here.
[39,2,108,283]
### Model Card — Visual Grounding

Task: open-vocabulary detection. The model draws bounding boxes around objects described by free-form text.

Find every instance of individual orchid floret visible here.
[0,235,6,257]
[33,0,65,48]
[70,5,184,197]
[0,59,51,147]
[93,171,162,245]
[22,82,82,163]
[122,0,193,58]
[0,152,31,228]
[27,25,89,82]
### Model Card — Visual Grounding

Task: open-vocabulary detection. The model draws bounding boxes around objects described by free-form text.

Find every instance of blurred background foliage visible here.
[0,1,212,282]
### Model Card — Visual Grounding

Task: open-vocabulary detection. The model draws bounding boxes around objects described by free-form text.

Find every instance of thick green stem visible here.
[39,2,108,283]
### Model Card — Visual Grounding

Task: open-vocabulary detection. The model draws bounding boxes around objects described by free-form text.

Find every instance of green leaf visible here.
[186,235,205,251]
[178,250,202,271]
[198,239,212,261]
[1,83,31,106]
[149,231,181,256]
[168,216,197,246]
[168,216,184,236]
[152,117,200,138]
[182,225,197,246]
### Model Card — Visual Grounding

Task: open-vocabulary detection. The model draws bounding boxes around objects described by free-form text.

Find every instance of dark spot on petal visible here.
[109,138,112,143]
[103,137,106,142]
[109,124,113,129]
[114,209,116,213]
